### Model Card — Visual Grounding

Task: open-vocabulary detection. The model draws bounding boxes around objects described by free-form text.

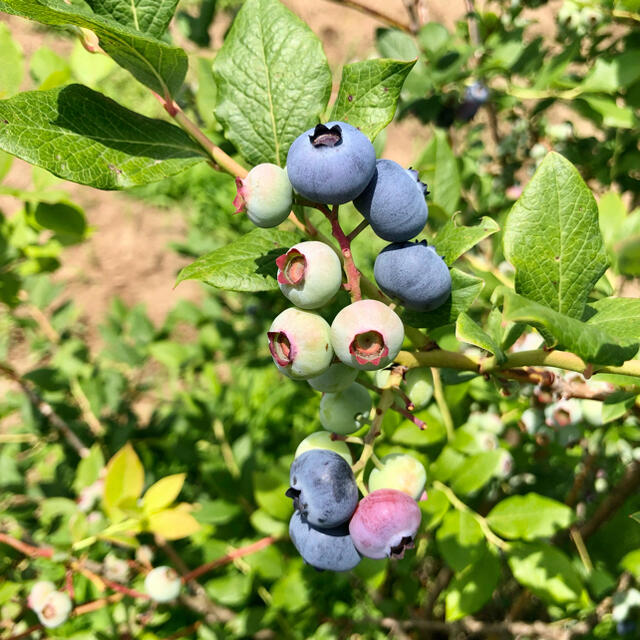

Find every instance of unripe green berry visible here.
[144,566,181,603]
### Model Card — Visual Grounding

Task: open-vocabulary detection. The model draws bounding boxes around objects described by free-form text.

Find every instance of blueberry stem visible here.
[352,388,395,475]
[346,219,370,242]
[433,481,508,551]
[431,367,454,442]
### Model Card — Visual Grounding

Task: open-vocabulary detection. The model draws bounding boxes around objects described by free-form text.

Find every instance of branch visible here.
[325,0,412,33]
[181,536,277,583]
[381,616,590,640]
[0,363,89,458]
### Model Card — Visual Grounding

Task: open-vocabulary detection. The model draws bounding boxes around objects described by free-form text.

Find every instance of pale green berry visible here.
[404,367,433,408]
[319,382,372,435]
[295,431,352,464]
[308,362,358,393]
[368,453,426,500]
[145,566,181,603]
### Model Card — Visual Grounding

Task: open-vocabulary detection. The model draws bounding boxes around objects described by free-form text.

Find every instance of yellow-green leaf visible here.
[143,473,185,514]
[147,507,201,540]
[103,443,144,517]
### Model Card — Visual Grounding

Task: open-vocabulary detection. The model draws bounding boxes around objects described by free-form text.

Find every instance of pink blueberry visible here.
[349,488,422,559]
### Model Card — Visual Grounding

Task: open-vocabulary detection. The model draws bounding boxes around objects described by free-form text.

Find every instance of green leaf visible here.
[419,488,450,530]
[499,288,638,366]
[0,22,23,98]
[73,444,105,493]
[86,0,179,38]
[487,493,574,540]
[617,235,640,276]
[585,298,640,346]
[456,313,504,361]
[434,215,500,266]
[402,269,484,330]
[580,96,636,129]
[631,512,640,525]
[176,228,301,292]
[436,510,486,572]
[213,0,332,167]
[253,470,292,521]
[503,152,608,319]
[450,450,502,495]
[31,201,88,240]
[0,0,187,96]
[103,443,144,516]
[142,473,185,514]
[446,549,500,621]
[0,85,205,189]
[331,58,415,141]
[416,129,461,215]
[147,505,201,539]
[206,572,252,607]
[507,542,587,605]
[598,190,627,249]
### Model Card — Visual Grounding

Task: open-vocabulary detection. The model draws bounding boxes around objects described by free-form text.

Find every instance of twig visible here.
[0,362,90,458]
[381,616,589,640]
[423,566,452,618]
[565,453,596,508]
[70,377,104,437]
[182,536,277,583]
[0,533,54,558]
[391,402,427,429]
[401,0,421,33]
[464,0,480,47]
[431,368,454,441]
[326,0,412,33]
[346,218,370,242]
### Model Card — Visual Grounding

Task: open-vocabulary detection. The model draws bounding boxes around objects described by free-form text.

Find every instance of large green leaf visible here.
[86,0,179,37]
[213,0,332,167]
[507,542,587,605]
[584,298,640,346]
[0,0,187,96]
[416,129,460,216]
[487,493,574,540]
[0,22,23,99]
[503,152,608,319]
[331,59,415,141]
[0,85,205,189]
[436,510,486,572]
[450,450,503,495]
[176,228,302,292]
[499,289,638,366]
[402,269,483,330]
[446,549,500,621]
[434,216,500,266]
[456,313,504,361]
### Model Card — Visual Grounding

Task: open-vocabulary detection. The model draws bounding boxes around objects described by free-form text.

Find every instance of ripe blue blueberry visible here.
[268,308,333,379]
[349,489,422,559]
[295,431,352,464]
[456,82,489,122]
[319,382,372,435]
[277,241,343,309]
[287,449,358,528]
[233,163,292,228]
[353,159,428,242]
[286,122,376,204]
[374,241,451,311]
[308,362,358,393]
[289,511,361,571]
[144,566,181,603]
[331,299,404,371]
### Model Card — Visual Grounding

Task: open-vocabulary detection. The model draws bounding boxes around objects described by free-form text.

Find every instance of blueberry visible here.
[289,511,361,571]
[287,449,358,528]
[233,163,292,228]
[368,453,426,500]
[308,362,358,393]
[353,159,429,242]
[617,620,636,636]
[374,241,451,311]
[331,300,404,370]
[456,82,489,122]
[144,566,181,603]
[268,308,333,380]
[36,591,72,628]
[277,241,343,309]
[349,489,422,559]
[295,431,352,464]
[286,122,376,205]
[404,367,433,408]
[319,382,372,435]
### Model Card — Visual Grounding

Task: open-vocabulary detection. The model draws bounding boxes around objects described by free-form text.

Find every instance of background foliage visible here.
[1,0,640,638]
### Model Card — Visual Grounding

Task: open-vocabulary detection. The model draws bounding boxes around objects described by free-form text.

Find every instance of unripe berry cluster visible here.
[234,121,450,570]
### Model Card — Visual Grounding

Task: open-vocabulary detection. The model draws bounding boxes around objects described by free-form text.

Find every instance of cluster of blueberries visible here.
[235,121,452,571]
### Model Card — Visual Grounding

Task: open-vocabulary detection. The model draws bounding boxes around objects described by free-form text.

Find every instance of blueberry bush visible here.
[1,0,640,638]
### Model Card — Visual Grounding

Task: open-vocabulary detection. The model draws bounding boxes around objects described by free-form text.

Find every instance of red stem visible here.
[181,536,276,583]
[0,533,54,558]
[322,205,362,301]
[392,403,427,430]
